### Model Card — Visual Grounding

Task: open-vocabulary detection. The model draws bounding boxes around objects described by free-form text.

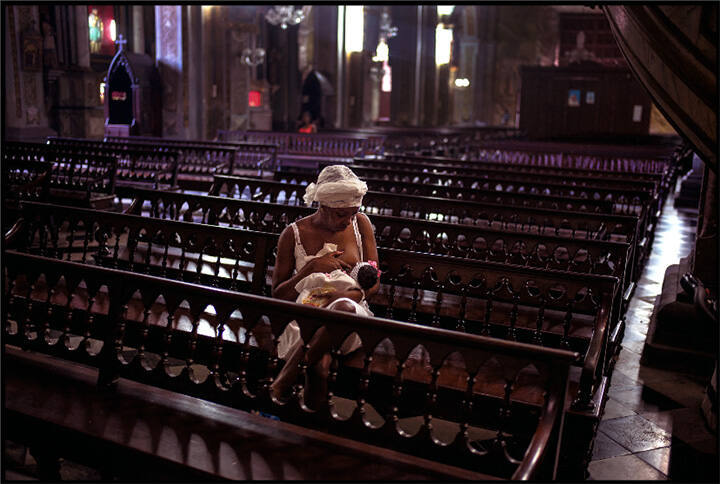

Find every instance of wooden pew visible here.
[104,135,280,181]
[216,130,384,173]
[6,201,276,295]
[2,142,117,209]
[267,171,653,273]
[325,126,521,156]
[350,155,662,261]
[125,187,634,316]
[347,165,657,217]
[466,139,678,170]
[3,249,578,480]
[363,150,675,217]
[208,174,642,293]
[45,137,180,191]
[355,153,665,195]
[6,199,616,477]
[210,175,640,242]
[6,200,620,412]
[218,130,385,158]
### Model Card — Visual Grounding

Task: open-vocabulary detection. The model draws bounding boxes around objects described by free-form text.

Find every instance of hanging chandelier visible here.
[265,6,311,29]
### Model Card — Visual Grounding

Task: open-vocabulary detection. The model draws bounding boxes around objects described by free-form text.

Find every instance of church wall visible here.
[487,5,559,126]
[4,5,56,141]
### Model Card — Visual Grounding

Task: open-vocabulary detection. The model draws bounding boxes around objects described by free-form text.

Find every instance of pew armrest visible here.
[573,299,610,410]
[512,372,566,480]
[4,218,25,246]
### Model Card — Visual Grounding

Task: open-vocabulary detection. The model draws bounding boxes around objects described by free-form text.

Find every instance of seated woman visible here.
[270,165,379,409]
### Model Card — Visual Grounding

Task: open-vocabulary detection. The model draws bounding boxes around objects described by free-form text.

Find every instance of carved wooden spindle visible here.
[230,257,241,291]
[4,277,18,337]
[42,287,56,344]
[144,235,153,275]
[39,226,49,257]
[456,286,468,332]
[81,225,91,264]
[135,306,152,370]
[22,282,37,345]
[423,364,441,442]
[112,230,122,269]
[385,280,396,320]
[161,239,170,278]
[432,283,444,328]
[408,281,420,324]
[494,378,515,453]
[49,224,60,259]
[114,304,130,363]
[356,352,374,419]
[96,230,109,263]
[481,291,494,336]
[213,253,223,288]
[186,314,201,379]
[65,222,76,261]
[81,291,98,355]
[455,371,477,452]
[195,246,205,283]
[533,298,546,345]
[507,294,520,341]
[560,301,574,349]
[159,310,175,372]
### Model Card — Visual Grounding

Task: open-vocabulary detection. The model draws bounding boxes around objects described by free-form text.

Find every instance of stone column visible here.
[186,6,203,139]
[312,6,338,128]
[156,5,184,138]
[267,22,299,131]
[419,5,437,127]
[473,5,498,125]
[388,5,419,126]
[4,5,56,141]
[132,6,145,55]
[451,6,476,125]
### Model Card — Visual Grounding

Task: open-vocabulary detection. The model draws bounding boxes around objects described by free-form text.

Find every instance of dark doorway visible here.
[301,70,334,129]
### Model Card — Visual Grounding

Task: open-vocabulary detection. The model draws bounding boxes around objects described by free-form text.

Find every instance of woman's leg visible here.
[270,299,358,409]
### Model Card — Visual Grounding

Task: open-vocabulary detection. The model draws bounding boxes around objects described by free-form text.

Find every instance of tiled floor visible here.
[587,185,718,481]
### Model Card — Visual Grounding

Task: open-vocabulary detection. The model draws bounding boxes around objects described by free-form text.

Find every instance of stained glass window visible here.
[88,5,116,56]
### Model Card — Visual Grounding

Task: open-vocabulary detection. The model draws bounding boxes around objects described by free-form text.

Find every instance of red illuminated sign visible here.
[248,90,262,107]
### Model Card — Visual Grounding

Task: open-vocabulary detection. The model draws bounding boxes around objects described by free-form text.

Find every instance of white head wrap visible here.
[303,165,368,208]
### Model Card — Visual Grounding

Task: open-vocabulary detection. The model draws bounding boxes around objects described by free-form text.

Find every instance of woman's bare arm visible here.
[271,228,305,301]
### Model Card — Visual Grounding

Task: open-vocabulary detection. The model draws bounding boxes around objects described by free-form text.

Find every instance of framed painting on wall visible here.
[568,89,581,107]
[586,91,595,104]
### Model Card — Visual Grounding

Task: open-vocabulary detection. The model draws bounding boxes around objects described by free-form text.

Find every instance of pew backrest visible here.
[3,249,579,480]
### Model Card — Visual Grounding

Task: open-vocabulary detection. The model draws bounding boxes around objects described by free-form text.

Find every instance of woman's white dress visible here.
[276,217,370,358]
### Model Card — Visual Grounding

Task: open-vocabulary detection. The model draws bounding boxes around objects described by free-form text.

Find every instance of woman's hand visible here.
[306,250,351,273]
